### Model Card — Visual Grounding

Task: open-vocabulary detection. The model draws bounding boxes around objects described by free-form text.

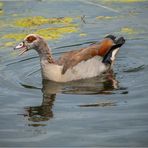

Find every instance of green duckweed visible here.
[96,16,114,20]
[121,27,137,34]
[3,33,27,41]
[3,25,77,41]
[35,25,77,40]
[15,16,73,27]
[0,2,3,15]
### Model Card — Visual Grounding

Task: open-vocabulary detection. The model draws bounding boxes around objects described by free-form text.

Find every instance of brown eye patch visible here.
[26,35,37,43]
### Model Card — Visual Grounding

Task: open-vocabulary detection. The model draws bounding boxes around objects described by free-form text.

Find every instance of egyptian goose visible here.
[14,34,125,82]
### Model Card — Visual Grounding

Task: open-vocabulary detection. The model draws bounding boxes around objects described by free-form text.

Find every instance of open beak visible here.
[14,42,28,56]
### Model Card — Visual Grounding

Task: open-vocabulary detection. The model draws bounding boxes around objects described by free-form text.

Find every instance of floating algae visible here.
[96,16,114,20]
[3,15,77,42]
[4,41,16,47]
[15,16,73,28]
[35,25,77,40]
[3,25,77,41]
[79,33,87,37]
[0,2,3,15]
[121,27,137,34]
[2,33,27,41]
[0,10,3,15]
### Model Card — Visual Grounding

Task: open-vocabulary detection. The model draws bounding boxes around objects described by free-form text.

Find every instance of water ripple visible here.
[123,65,145,73]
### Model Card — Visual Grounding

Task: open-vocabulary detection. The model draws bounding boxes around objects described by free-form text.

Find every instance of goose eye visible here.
[14,41,25,49]
[19,43,23,46]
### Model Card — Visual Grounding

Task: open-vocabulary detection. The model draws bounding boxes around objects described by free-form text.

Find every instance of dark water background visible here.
[0,0,148,147]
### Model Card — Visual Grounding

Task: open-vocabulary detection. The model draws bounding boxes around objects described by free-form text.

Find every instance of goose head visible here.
[14,34,49,56]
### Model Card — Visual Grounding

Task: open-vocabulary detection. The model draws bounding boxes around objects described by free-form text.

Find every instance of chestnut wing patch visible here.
[57,38,114,74]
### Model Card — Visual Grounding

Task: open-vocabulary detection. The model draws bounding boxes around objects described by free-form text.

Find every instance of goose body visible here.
[41,56,108,82]
[14,34,125,82]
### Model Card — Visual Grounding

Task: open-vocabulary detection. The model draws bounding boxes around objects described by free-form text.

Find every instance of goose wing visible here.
[57,37,115,74]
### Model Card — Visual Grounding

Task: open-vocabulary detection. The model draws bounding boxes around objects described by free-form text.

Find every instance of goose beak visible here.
[14,41,28,56]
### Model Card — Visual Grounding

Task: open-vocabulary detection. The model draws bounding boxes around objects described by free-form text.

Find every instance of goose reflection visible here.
[24,70,120,126]
[24,93,55,124]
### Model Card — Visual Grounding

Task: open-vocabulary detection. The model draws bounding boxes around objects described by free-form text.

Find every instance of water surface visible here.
[0,0,148,147]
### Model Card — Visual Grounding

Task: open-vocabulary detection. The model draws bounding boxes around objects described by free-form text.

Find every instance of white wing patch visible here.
[111,48,119,62]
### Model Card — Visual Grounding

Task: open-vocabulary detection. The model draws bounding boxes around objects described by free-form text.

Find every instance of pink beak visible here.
[14,42,28,56]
